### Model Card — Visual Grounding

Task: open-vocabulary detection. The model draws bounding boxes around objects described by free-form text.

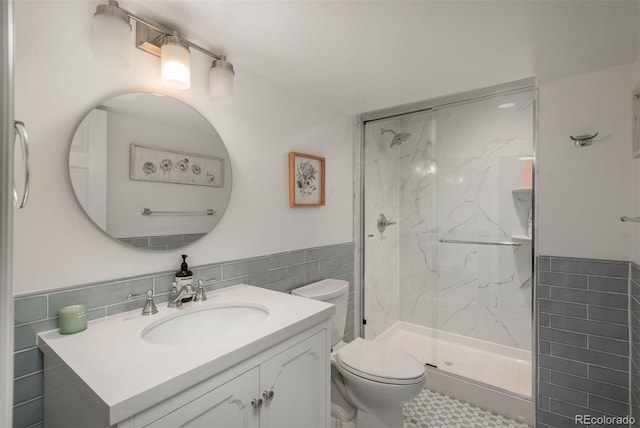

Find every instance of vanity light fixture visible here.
[209,56,235,97]
[92,0,233,96]
[92,0,131,68]
[160,32,191,89]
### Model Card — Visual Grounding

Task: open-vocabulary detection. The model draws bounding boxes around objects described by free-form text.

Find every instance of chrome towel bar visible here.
[621,216,640,223]
[439,238,522,247]
[141,208,216,216]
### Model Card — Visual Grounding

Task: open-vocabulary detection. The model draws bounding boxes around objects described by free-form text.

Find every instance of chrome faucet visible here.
[194,279,208,302]
[167,282,193,309]
[194,277,217,302]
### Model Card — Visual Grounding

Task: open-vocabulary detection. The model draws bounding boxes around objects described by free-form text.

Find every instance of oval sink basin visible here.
[142,304,269,347]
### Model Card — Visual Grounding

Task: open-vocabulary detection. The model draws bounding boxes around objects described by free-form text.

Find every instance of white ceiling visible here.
[122,0,640,115]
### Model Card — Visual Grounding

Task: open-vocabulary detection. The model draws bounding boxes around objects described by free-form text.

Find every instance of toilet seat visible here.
[335,338,425,386]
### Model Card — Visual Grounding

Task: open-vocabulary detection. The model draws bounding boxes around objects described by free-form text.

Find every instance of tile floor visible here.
[403,389,531,428]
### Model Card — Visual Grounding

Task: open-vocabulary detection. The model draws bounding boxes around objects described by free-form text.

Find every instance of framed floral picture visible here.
[289,152,325,207]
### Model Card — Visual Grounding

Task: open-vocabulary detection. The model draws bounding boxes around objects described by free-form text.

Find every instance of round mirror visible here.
[69,92,232,250]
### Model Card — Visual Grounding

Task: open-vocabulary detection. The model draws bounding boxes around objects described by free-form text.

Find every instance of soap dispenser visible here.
[175,254,193,298]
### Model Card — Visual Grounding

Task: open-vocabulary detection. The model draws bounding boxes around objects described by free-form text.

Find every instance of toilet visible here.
[291,279,426,428]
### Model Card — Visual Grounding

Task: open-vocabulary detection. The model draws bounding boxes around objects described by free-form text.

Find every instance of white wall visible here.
[12,1,353,294]
[538,64,634,261]
[106,111,230,238]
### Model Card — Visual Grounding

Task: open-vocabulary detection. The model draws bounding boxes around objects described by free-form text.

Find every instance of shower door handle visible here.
[377,213,396,233]
[13,121,30,209]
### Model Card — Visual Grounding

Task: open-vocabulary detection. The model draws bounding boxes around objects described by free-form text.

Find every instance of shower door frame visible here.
[0,0,15,426]
[354,76,538,419]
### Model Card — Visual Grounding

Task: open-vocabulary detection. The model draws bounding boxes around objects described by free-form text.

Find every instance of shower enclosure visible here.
[359,81,535,421]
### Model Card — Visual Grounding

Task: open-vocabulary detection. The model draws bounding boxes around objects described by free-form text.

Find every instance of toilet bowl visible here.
[291,279,426,428]
[334,338,425,427]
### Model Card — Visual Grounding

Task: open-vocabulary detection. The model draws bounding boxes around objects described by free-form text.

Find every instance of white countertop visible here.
[37,285,334,424]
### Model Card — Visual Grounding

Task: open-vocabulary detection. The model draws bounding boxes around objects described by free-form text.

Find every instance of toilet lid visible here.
[335,338,425,385]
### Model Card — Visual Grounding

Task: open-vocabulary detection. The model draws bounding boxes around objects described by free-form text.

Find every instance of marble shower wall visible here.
[364,90,534,351]
[397,112,438,330]
[432,91,534,350]
[363,119,401,339]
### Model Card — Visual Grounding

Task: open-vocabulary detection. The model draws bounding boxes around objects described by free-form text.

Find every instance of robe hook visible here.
[570,132,599,147]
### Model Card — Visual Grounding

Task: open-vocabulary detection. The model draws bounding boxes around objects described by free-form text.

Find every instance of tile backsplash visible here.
[12,242,355,428]
[16,248,640,428]
[118,232,206,250]
[537,256,631,428]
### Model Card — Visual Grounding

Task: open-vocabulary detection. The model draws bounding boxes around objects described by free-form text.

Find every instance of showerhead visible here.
[381,128,411,147]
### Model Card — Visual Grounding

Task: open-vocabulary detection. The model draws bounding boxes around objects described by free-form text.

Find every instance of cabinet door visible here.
[259,330,328,428]
[146,367,260,428]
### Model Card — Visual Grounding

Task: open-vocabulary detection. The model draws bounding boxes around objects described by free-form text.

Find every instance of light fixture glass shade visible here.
[92,2,131,68]
[161,38,191,89]
[209,58,234,98]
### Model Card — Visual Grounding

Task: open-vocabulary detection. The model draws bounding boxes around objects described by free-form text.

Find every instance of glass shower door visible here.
[434,90,534,397]
[362,110,438,367]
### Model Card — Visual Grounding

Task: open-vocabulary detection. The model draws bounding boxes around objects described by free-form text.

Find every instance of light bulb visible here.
[161,36,191,89]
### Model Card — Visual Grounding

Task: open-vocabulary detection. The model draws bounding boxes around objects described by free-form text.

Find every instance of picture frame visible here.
[130,144,224,187]
[633,81,640,158]
[289,152,325,207]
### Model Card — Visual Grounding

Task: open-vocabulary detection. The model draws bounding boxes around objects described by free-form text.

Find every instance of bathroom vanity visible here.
[38,285,333,428]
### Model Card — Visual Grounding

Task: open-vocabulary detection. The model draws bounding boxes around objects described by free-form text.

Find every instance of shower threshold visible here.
[373,321,534,425]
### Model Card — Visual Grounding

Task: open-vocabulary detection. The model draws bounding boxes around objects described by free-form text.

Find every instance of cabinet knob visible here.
[262,390,274,402]
[251,398,263,409]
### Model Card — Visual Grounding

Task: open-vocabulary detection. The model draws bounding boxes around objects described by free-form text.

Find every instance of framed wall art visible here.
[289,152,325,207]
[130,144,224,187]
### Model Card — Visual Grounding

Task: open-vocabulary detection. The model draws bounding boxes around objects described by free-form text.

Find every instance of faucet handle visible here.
[141,289,158,316]
[194,279,208,302]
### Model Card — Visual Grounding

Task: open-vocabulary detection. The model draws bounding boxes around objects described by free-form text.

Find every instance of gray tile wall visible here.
[12,242,355,428]
[537,256,631,428]
[118,233,206,250]
[631,263,640,427]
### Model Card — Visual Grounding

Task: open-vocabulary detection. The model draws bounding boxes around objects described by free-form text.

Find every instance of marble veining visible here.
[364,90,533,352]
[363,119,401,338]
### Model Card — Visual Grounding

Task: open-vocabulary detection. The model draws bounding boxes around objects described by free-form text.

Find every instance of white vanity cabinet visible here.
[142,366,260,428]
[40,285,333,428]
[135,330,327,428]
[258,329,327,428]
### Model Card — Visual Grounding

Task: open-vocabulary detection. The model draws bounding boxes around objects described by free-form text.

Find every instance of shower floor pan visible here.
[373,321,534,425]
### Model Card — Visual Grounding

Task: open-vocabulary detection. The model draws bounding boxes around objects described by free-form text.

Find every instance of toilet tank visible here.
[291,279,349,347]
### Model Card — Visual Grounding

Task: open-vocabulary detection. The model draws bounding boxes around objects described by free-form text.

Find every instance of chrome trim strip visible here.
[531,86,539,427]
[0,0,15,425]
[361,77,536,123]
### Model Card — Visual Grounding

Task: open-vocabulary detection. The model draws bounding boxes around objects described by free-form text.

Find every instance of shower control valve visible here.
[377,213,396,233]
